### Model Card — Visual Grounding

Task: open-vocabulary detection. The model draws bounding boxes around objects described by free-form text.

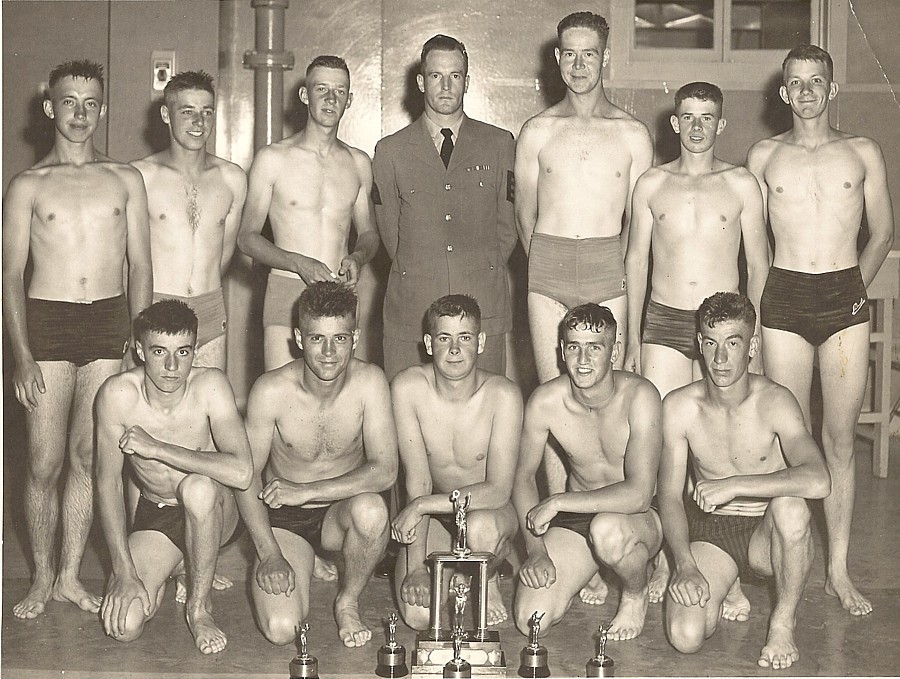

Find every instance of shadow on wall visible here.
[284,76,309,137]
[23,92,54,165]
[141,97,170,155]
[537,39,567,109]
[401,62,425,121]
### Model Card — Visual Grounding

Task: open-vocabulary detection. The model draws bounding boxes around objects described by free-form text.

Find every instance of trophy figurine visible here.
[376,612,409,677]
[450,489,472,556]
[289,623,319,679]
[517,611,551,678]
[585,624,615,677]
[451,579,471,636]
[442,629,472,678]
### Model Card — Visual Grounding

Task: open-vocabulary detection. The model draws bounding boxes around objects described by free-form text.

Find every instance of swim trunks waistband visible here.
[153,288,226,348]
[528,233,626,309]
[26,294,130,366]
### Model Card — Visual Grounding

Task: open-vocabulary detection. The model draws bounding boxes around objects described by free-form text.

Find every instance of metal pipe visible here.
[243,0,294,152]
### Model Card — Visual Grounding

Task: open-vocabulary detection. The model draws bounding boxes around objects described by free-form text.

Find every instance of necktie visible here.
[440,128,453,168]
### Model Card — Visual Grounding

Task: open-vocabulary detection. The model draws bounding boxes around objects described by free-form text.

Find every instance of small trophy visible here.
[289,623,319,679]
[585,624,614,677]
[450,489,472,557]
[442,629,472,678]
[376,612,409,677]
[517,611,551,678]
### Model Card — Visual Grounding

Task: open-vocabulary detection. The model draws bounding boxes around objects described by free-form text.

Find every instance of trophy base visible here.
[289,656,320,679]
[585,655,615,677]
[412,631,506,675]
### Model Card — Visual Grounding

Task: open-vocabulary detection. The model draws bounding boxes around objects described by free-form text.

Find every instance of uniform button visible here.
[445,214,452,221]
[445,184,451,190]
[447,245,454,252]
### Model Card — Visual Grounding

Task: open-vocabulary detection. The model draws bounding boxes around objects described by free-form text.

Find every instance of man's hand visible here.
[256,551,295,596]
[518,553,557,589]
[668,564,710,608]
[291,253,338,285]
[101,571,152,638]
[526,497,559,536]
[259,477,308,509]
[623,343,641,374]
[13,358,45,412]
[118,425,162,460]
[391,503,424,544]
[692,478,737,513]
[337,254,362,287]
[400,567,431,608]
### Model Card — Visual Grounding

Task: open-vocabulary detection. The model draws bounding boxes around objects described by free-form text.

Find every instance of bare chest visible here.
[32,172,128,243]
[273,152,360,214]
[147,173,232,236]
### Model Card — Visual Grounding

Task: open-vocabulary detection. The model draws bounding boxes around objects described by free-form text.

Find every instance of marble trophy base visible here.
[412,631,506,675]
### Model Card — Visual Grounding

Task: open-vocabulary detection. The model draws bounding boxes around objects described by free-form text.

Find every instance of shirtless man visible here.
[238,55,380,370]
[133,70,247,370]
[236,281,397,647]
[517,11,653,382]
[747,45,894,616]
[2,60,152,619]
[659,292,831,669]
[625,81,769,397]
[390,295,522,629]
[513,304,663,641]
[95,300,252,654]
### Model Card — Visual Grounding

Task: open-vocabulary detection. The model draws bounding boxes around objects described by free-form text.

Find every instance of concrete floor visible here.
[2,433,899,677]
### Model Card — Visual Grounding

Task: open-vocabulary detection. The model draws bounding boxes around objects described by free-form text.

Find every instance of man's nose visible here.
[165,353,178,370]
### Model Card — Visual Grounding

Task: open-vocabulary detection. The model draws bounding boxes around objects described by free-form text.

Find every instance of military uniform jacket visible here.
[373,114,516,339]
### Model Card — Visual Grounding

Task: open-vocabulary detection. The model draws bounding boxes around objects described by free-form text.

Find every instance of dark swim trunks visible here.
[642,299,700,360]
[268,503,332,554]
[130,494,243,554]
[27,294,130,366]
[760,266,869,347]
[686,500,763,579]
[548,511,594,541]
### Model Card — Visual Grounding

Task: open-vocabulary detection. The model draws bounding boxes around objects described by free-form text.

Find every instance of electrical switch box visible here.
[151,50,176,92]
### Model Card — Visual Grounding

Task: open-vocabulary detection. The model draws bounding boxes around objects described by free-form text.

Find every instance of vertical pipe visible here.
[243,0,294,152]
[430,561,443,638]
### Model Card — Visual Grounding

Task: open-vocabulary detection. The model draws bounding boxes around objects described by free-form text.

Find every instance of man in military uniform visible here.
[373,34,517,380]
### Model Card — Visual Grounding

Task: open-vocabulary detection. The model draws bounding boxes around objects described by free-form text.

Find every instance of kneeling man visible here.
[237,281,397,647]
[391,295,523,629]
[513,304,663,641]
[659,292,830,669]
[96,300,252,654]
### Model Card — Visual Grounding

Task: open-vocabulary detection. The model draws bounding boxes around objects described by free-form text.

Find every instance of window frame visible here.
[607,0,847,90]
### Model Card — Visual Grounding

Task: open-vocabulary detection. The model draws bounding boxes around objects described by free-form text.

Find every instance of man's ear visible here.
[554,47,561,65]
[43,99,54,119]
[134,340,145,363]
[779,85,789,105]
[670,114,680,134]
[477,332,486,355]
[749,334,760,358]
[352,329,360,350]
[602,47,610,68]
[416,73,425,93]
[610,340,622,365]
[716,117,726,135]
[828,81,839,100]
[160,104,170,125]
[294,328,303,351]
[424,333,433,356]
[299,86,309,106]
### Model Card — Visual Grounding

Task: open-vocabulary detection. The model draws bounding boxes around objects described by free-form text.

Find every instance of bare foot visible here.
[647,555,670,604]
[51,577,101,614]
[757,624,799,669]
[314,556,338,582]
[486,575,508,626]
[335,601,372,648]
[721,578,751,622]
[174,572,233,604]
[13,577,54,620]
[579,571,608,605]
[607,589,649,641]
[186,605,228,654]
[825,575,872,616]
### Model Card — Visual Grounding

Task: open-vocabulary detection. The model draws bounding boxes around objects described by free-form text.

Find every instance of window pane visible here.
[732,0,811,49]
[635,1,715,49]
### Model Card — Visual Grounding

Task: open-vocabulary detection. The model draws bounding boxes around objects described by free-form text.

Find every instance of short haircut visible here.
[420,34,468,75]
[297,281,358,327]
[164,70,215,107]
[306,55,350,82]
[782,44,833,82]
[133,299,198,341]
[48,59,104,93]
[674,81,724,115]
[557,12,610,47]
[698,292,756,332]
[425,294,481,335]
[562,303,617,339]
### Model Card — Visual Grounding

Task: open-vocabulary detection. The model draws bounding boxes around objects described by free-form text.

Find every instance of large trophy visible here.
[411,490,506,675]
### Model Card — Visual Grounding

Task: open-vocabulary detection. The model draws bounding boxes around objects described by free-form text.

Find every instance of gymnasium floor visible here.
[2,432,899,677]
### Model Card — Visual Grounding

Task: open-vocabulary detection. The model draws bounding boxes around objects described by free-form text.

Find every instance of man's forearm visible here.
[156,443,250,490]
[2,277,33,363]
[239,232,299,273]
[235,482,283,558]
[351,231,381,266]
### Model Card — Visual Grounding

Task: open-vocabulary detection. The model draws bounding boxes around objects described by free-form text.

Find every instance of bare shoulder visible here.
[97,368,142,411]
[519,110,559,142]
[526,374,567,415]
[662,380,702,416]
[749,374,798,411]
[248,363,295,407]
[4,166,43,199]
[617,370,661,405]
[349,358,390,392]
[131,151,166,173]
[721,164,760,191]
[188,366,233,395]
[390,364,431,398]
[844,134,887,165]
[635,165,668,191]
[476,370,523,404]
[747,134,787,165]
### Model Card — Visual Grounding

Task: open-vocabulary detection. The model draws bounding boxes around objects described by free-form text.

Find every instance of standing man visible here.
[2,60,152,619]
[238,55,380,370]
[513,304,663,641]
[373,34,517,380]
[391,295,522,629]
[659,292,830,669]
[625,82,769,398]
[96,300,252,655]
[747,45,894,616]
[134,70,247,370]
[236,281,397,648]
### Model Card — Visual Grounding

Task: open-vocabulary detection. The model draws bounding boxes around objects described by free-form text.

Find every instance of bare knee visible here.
[667,614,707,654]
[26,452,63,487]
[769,497,812,544]
[400,602,430,631]
[261,610,308,646]
[347,493,389,538]
[467,513,502,553]
[514,594,559,637]
[590,514,631,565]
[112,599,152,643]
[177,474,221,515]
